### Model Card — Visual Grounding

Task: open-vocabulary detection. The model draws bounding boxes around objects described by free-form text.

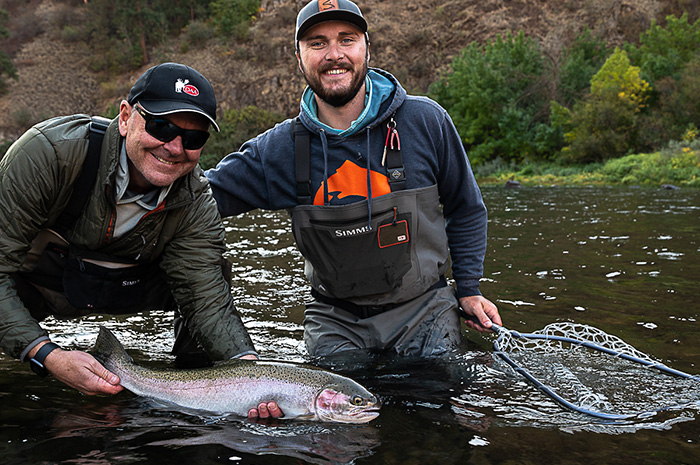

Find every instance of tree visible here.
[0,8,18,96]
[626,13,700,83]
[209,0,260,39]
[557,28,610,106]
[557,48,650,163]
[429,31,553,164]
[80,0,215,73]
[625,14,700,147]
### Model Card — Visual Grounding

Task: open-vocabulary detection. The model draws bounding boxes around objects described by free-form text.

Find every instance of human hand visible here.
[236,354,285,420]
[40,345,124,395]
[248,401,284,420]
[459,295,501,332]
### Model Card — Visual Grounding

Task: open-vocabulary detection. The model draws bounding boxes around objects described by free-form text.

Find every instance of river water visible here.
[1,186,699,464]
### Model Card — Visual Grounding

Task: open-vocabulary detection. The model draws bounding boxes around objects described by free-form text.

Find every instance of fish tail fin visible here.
[91,326,133,368]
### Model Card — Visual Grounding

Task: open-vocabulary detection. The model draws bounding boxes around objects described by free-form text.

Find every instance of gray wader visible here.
[290,184,461,357]
[15,230,228,367]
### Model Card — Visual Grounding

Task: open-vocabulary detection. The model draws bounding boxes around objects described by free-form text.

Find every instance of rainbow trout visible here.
[92,327,379,423]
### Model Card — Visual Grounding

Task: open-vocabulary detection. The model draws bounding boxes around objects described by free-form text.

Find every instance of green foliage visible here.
[558,48,650,163]
[0,138,13,161]
[557,28,610,106]
[199,105,284,170]
[210,0,260,39]
[429,31,555,164]
[626,13,700,83]
[79,0,215,74]
[623,15,700,149]
[591,47,650,107]
[598,145,700,186]
[182,19,217,49]
[0,8,18,96]
[477,145,700,188]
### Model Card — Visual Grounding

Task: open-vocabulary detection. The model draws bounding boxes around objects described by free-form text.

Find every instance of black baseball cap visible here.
[295,0,368,44]
[127,62,220,132]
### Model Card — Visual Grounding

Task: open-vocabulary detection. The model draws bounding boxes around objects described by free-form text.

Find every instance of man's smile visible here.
[152,153,178,166]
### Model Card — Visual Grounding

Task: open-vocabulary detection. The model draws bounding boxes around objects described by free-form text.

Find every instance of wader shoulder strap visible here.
[292,115,407,204]
[53,116,110,235]
[385,146,405,192]
[293,118,312,205]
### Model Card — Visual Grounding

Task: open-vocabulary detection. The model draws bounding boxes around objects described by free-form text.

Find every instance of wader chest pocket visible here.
[62,246,150,309]
[299,209,413,298]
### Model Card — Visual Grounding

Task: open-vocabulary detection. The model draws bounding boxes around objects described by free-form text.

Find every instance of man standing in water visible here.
[0,63,276,418]
[207,1,501,359]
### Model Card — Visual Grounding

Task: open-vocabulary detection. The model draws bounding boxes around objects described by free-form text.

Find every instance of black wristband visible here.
[29,342,60,378]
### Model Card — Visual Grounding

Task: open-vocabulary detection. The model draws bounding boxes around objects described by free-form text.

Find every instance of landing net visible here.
[491,322,700,420]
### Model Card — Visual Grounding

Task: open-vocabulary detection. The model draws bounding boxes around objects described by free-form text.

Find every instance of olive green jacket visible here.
[0,115,255,360]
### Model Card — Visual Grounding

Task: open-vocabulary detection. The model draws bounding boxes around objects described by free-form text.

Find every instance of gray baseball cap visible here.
[295,0,368,44]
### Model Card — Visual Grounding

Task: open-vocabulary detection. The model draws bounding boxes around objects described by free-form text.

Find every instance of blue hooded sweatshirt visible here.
[206,68,487,298]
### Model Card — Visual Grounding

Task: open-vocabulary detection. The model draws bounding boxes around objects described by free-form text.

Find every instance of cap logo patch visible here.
[175,78,200,97]
[319,0,339,11]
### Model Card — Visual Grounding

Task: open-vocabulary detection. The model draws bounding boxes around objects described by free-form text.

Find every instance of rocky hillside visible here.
[0,0,696,139]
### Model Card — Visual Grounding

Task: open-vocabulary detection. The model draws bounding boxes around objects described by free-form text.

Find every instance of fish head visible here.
[314,382,380,424]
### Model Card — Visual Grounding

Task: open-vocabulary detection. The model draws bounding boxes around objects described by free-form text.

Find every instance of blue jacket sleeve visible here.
[206,121,299,217]
[435,109,488,298]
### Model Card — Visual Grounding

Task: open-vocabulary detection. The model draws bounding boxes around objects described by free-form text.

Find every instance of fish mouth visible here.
[335,404,381,424]
[331,409,380,424]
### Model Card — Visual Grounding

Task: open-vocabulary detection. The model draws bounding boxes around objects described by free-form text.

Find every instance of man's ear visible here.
[296,51,305,75]
[118,101,131,137]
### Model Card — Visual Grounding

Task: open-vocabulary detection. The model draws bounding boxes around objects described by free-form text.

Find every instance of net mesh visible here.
[492,322,700,418]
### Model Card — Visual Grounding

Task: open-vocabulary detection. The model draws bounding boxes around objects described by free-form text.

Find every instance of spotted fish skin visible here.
[92,326,380,423]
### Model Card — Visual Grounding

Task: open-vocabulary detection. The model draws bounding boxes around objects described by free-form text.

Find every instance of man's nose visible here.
[325,42,345,61]
[163,135,185,154]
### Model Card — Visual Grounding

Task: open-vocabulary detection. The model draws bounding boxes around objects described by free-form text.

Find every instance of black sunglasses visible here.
[135,105,210,150]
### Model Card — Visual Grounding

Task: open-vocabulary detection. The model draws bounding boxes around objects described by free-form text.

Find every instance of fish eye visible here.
[351,395,363,406]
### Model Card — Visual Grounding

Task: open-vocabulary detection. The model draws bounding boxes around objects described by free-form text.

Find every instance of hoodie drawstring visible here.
[320,129,330,205]
[366,128,373,230]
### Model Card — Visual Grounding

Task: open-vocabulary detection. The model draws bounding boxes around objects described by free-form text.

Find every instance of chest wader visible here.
[15,118,217,367]
[291,119,461,356]
[290,119,450,309]
[17,117,159,313]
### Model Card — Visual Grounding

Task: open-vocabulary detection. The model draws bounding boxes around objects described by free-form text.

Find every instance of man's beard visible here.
[301,58,368,108]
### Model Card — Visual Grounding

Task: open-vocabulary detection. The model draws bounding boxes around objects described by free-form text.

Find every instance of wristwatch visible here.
[29,342,60,377]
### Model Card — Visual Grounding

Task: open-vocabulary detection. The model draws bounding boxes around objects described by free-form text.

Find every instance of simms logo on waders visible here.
[334,225,371,237]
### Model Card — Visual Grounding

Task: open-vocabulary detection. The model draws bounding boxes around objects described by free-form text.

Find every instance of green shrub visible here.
[183,19,216,49]
[1,139,13,161]
[626,13,700,83]
[557,28,610,106]
[599,149,700,186]
[623,13,700,150]
[429,31,554,164]
[0,8,17,96]
[558,48,650,163]
[210,0,260,39]
[200,105,284,170]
